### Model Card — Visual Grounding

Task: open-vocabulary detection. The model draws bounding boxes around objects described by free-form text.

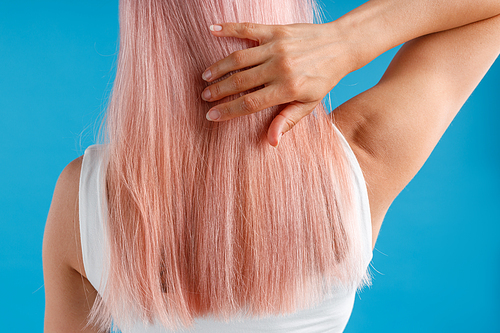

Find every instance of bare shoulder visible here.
[43,155,85,276]
[43,155,100,332]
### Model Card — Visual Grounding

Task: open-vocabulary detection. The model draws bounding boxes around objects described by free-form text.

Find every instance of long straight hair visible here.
[91,0,369,331]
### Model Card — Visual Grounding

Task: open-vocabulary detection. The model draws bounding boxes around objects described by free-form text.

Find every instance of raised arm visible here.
[333,14,500,248]
[332,0,500,70]
[202,0,500,146]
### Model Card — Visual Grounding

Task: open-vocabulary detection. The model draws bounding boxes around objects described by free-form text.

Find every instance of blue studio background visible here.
[0,0,498,332]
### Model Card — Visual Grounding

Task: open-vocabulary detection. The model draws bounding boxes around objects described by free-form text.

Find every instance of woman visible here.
[43,0,500,332]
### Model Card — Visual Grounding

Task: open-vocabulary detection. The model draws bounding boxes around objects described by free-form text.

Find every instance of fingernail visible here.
[277,133,283,146]
[202,69,212,81]
[202,89,211,101]
[210,25,222,32]
[206,109,221,121]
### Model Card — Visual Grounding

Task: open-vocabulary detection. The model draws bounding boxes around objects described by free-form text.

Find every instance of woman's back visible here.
[77,0,373,330]
[79,124,372,332]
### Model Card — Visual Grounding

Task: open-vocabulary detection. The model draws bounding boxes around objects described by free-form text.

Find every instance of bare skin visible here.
[43,156,98,332]
[43,1,500,331]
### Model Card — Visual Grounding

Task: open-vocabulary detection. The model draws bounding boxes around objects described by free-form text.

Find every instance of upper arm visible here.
[333,15,500,247]
[42,155,101,333]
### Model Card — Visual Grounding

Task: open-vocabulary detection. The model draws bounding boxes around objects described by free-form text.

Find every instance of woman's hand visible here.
[201,22,361,146]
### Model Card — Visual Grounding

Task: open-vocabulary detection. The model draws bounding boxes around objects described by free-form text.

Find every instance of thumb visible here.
[267,102,317,147]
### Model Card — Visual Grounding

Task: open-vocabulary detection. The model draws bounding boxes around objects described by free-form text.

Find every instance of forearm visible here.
[330,0,500,70]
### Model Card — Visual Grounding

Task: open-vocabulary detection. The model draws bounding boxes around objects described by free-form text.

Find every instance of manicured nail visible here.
[210,24,222,32]
[202,89,211,101]
[202,69,212,81]
[206,109,221,121]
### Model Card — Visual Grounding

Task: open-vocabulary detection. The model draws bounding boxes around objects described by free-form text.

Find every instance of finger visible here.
[206,85,288,122]
[202,44,269,82]
[209,22,274,44]
[267,102,318,147]
[202,65,270,102]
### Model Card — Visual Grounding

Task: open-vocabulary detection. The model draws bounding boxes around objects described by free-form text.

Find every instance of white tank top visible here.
[79,126,373,333]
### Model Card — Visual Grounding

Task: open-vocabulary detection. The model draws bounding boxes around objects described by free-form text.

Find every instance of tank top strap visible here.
[333,124,373,269]
[79,144,109,292]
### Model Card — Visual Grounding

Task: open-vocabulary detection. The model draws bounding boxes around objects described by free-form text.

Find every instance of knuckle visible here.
[241,95,259,113]
[231,50,245,67]
[284,79,302,97]
[284,116,298,130]
[212,83,222,98]
[219,105,229,118]
[241,22,256,35]
[231,74,245,91]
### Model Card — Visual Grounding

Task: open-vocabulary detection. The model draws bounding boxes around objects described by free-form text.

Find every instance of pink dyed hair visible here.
[91,0,369,330]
